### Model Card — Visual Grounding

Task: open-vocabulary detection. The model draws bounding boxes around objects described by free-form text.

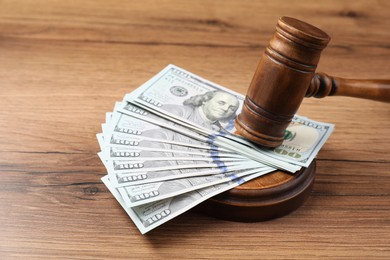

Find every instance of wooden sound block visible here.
[196,160,316,222]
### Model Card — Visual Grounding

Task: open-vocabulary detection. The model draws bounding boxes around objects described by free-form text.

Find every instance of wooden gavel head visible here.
[235,17,330,148]
[235,16,389,148]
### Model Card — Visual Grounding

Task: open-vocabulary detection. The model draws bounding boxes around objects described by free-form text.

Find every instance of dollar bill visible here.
[124,64,333,168]
[97,151,253,185]
[103,146,246,161]
[98,133,234,161]
[118,166,274,207]
[105,107,213,148]
[105,131,227,152]
[101,169,272,234]
[97,64,335,234]
[115,162,258,186]
[116,101,298,172]
[99,132,243,160]
[252,116,334,166]
[97,132,231,161]
[104,105,284,173]
[115,164,256,186]
[98,152,244,173]
[103,109,236,157]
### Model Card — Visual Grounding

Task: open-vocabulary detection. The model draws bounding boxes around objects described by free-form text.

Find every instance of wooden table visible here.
[1,1,389,259]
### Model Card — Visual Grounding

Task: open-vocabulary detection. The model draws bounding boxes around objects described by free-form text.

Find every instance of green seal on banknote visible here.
[170,85,188,97]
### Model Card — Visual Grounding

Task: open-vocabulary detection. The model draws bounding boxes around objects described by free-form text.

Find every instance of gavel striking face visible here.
[235,16,390,148]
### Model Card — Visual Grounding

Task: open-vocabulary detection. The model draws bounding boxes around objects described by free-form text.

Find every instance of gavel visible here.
[235,16,390,148]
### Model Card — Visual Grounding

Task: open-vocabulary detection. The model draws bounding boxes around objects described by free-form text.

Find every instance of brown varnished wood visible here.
[307,73,390,102]
[233,170,293,190]
[235,16,390,148]
[235,17,331,148]
[0,1,389,259]
[216,16,389,223]
[198,161,316,222]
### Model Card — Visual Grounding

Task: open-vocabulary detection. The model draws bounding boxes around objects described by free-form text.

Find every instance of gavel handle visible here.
[306,73,390,103]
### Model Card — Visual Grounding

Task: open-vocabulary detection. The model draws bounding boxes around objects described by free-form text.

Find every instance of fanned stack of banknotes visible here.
[97,64,334,234]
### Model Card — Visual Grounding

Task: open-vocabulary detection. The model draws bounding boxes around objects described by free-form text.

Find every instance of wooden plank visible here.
[0,0,389,259]
[0,0,389,50]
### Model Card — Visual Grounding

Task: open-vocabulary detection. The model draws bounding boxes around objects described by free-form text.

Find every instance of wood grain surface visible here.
[0,0,389,259]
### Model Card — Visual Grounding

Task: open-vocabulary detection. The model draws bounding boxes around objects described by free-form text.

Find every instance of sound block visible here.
[196,160,316,222]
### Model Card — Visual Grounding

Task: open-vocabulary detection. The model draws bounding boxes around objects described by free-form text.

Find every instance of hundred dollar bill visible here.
[104,146,247,161]
[104,131,226,152]
[124,64,333,168]
[106,104,286,171]
[99,134,242,160]
[111,101,227,147]
[105,109,229,152]
[98,133,233,161]
[116,101,297,172]
[115,163,260,186]
[252,116,334,166]
[97,152,251,185]
[101,169,272,234]
[97,115,245,168]
[98,129,246,162]
[118,165,274,207]
[98,152,247,173]
[97,132,230,160]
